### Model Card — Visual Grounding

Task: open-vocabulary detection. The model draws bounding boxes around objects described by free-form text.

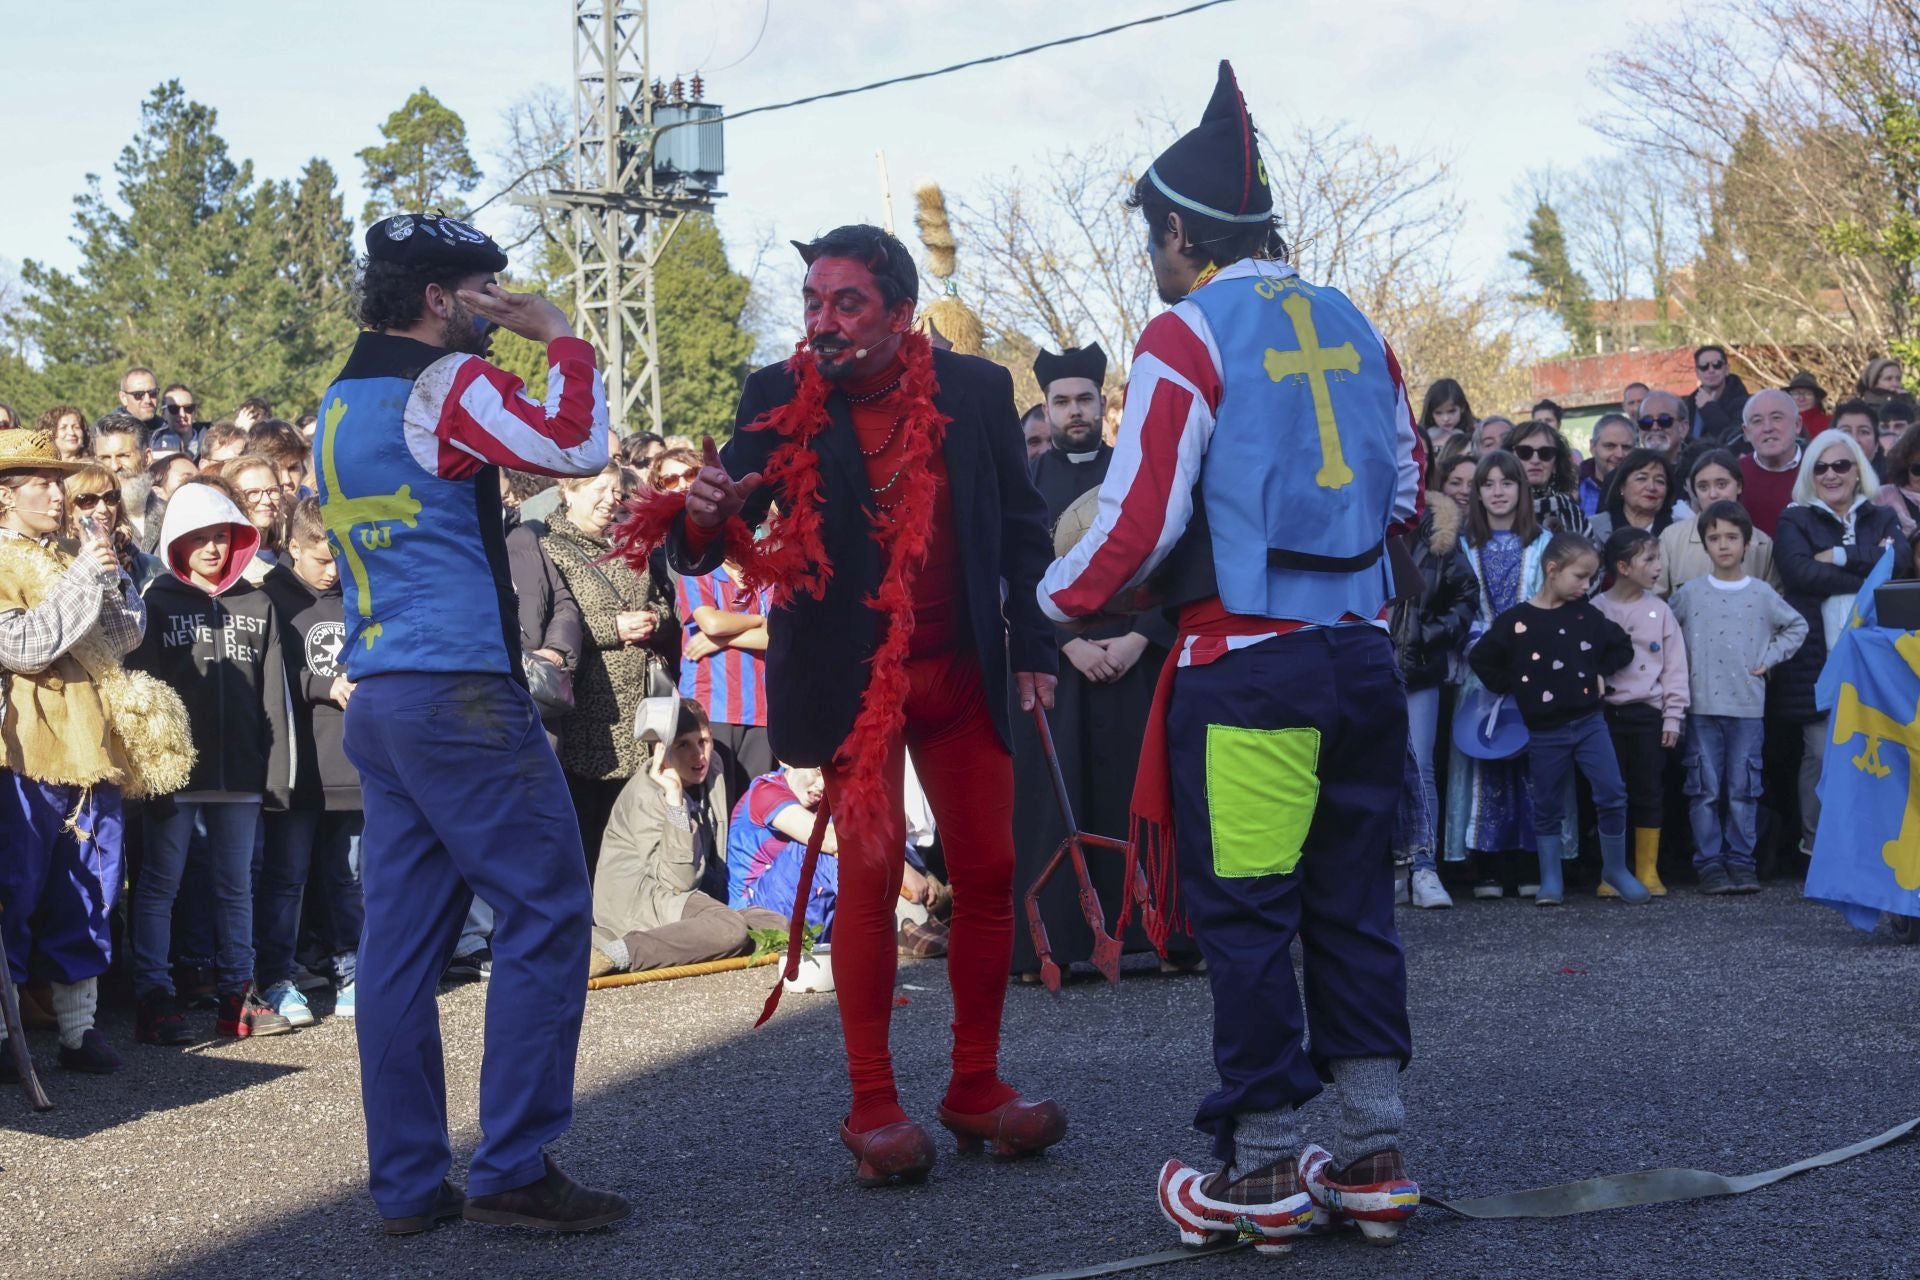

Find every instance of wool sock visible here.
[1229,1106,1302,1176]
[51,977,98,1051]
[1330,1056,1404,1165]
[598,938,631,973]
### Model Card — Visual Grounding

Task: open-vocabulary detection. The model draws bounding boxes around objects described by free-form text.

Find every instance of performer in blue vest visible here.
[316,213,628,1235]
[1039,64,1426,1253]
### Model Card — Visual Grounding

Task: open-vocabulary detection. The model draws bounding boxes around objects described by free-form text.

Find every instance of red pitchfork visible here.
[1022,703,1160,994]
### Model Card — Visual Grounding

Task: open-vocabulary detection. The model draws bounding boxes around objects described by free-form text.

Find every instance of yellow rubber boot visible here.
[1634,827,1667,896]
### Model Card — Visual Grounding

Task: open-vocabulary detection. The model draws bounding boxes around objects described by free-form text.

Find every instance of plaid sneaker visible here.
[1158,1157,1315,1256]
[897,916,950,958]
[1301,1144,1419,1246]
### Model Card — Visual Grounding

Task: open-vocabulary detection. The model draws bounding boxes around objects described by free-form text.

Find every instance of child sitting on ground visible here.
[1470,531,1647,906]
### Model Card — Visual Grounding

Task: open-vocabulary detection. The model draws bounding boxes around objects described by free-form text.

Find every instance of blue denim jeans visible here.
[256,809,365,988]
[1526,713,1626,840]
[1684,714,1765,872]
[174,810,217,969]
[457,896,495,959]
[133,798,264,996]
[1404,685,1442,874]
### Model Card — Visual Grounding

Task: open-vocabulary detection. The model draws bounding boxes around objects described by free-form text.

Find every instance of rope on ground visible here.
[1018,1114,1920,1276]
[1428,1111,1920,1218]
[1020,1241,1249,1280]
[586,953,778,990]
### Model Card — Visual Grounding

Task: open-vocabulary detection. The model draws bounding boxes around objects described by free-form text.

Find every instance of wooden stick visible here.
[0,917,53,1111]
[587,952,779,990]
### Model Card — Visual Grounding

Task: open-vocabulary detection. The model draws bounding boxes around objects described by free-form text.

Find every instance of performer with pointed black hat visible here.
[1040,63,1426,1251]
[1010,343,1178,977]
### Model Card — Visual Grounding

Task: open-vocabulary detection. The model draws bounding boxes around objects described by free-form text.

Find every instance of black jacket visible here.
[131,574,293,806]
[1691,374,1751,445]
[506,513,584,670]
[262,564,358,810]
[668,350,1058,767]
[1771,500,1913,722]
[1391,496,1478,690]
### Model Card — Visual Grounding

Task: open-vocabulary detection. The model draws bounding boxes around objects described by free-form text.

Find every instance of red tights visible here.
[823,649,1019,1133]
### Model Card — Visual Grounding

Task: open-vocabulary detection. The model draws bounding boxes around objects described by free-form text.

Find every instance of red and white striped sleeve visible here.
[1038,305,1224,624]
[1367,319,1425,535]
[403,336,611,480]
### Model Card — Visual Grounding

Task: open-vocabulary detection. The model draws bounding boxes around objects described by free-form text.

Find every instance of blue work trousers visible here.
[343,672,591,1218]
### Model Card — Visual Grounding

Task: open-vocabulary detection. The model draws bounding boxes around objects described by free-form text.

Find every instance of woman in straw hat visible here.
[0,430,192,1081]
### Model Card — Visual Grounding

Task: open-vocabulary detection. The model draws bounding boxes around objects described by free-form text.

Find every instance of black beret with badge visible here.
[365,213,509,273]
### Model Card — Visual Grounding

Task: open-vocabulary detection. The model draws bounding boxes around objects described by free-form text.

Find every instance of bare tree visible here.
[952,140,1159,371]
[950,122,1533,412]
[1593,0,1920,387]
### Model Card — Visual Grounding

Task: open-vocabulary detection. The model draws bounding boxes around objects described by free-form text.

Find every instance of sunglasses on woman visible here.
[71,492,123,510]
[1513,444,1558,463]
[1696,359,1726,372]
[1812,458,1856,477]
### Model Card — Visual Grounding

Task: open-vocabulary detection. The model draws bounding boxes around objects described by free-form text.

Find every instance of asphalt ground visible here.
[3,888,1917,1280]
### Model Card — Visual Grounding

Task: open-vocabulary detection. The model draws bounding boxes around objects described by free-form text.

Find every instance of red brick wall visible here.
[1531,347,1700,410]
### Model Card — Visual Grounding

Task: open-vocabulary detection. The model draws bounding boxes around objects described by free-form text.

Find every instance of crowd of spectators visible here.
[1,343,1914,1067]
[1401,349,1918,908]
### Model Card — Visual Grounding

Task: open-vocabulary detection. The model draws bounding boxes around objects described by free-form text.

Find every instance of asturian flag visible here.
[1807,546,1920,930]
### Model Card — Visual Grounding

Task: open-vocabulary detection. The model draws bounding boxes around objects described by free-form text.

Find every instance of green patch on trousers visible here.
[1205,724,1321,878]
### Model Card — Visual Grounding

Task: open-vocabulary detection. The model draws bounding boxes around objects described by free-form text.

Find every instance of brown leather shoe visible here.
[839,1118,936,1187]
[463,1156,630,1232]
[381,1178,466,1237]
[935,1096,1067,1159]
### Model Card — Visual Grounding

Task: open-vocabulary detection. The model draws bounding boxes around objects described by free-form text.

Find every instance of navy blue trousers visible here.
[343,672,591,1217]
[1169,628,1411,1160]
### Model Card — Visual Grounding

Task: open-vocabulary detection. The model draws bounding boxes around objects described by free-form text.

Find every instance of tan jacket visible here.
[0,534,191,796]
[591,768,730,944]
[1657,517,1778,598]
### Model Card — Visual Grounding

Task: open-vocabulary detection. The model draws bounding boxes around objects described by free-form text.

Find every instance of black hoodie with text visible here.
[262,561,359,810]
[128,484,294,805]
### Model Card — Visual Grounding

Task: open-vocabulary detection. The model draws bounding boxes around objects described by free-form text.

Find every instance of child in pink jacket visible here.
[1597,526,1690,895]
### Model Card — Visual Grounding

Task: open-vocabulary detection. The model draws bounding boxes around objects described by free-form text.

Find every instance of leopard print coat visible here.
[539,512,677,780]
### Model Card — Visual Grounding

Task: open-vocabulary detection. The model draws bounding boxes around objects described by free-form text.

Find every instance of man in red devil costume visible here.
[620,225,1065,1185]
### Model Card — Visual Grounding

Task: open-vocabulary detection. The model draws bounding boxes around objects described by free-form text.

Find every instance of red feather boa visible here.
[615,331,950,841]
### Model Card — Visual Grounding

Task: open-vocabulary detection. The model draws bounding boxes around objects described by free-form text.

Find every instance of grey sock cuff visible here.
[1230,1105,1302,1173]
[599,938,631,972]
[1329,1056,1404,1164]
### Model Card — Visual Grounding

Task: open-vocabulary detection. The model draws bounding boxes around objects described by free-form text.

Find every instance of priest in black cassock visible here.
[1011,343,1182,978]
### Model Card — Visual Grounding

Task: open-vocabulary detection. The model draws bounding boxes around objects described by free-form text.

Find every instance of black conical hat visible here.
[1144,61,1272,224]
[1033,343,1108,392]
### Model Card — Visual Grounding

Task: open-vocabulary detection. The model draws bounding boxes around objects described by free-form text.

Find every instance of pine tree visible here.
[641,215,756,439]
[1510,199,1598,354]
[358,88,482,223]
[18,81,272,415]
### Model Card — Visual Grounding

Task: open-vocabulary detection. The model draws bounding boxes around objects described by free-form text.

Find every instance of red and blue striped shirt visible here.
[675,565,769,726]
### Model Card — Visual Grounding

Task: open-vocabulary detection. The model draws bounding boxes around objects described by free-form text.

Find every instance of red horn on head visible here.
[791,239,821,267]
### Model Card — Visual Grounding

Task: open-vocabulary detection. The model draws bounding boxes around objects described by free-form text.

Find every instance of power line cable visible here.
[707,0,771,73]
[192,1,1246,389]
[707,0,1242,129]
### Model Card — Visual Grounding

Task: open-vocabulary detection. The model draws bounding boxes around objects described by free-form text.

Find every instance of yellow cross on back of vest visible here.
[317,396,422,650]
[1262,288,1359,491]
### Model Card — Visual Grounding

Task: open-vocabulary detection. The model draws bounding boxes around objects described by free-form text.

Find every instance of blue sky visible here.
[2,0,1673,340]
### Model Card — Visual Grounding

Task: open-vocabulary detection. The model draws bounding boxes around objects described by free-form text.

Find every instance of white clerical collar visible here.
[1066,449,1100,464]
